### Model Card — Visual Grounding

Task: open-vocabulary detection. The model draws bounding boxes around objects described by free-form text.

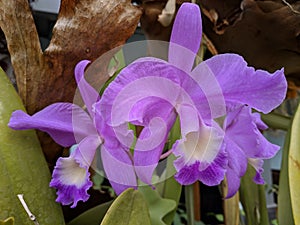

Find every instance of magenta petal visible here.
[169,3,202,72]
[50,135,101,208]
[75,60,100,117]
[204,54,287,113]
[8,103,96,147]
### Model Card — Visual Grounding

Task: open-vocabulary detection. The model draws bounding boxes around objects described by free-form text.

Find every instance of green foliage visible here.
[0,68,65,224]
[239,166,269,225]
[158,169,182,225]
[139,186,176,225]
[277,126,294,225]
[260,112,291,131]
[160,116,182,225]
[0,217,14,225]
[67,201,112,225]
[100,188,151,225]
[288,103,300,224]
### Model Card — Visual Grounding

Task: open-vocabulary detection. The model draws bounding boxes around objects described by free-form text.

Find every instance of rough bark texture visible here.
[0,0,142,167]
[140,0,300,95]
[140,0,191,41]
[200,0,300,85]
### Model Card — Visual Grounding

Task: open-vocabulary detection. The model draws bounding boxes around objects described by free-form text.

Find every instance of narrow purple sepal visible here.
[169,3,202,72]
[75,60,100,118]
[8,103,95,147]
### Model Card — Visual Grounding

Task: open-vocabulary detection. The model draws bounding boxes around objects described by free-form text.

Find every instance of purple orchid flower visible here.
[223,105,280,197]
[8,61,137,207]
[98,2,287,195]
[8,2,287,207]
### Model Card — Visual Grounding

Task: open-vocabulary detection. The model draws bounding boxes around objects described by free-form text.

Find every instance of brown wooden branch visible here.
[0,0,142,167]
[0,0,44,112]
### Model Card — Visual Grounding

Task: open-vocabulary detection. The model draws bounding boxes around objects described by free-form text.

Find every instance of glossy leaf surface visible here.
[0,68,65,224]
[100,188,151,225]
[289,103,300,225]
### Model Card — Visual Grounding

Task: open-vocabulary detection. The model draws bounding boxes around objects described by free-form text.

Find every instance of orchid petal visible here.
[204,54,287,114]
[173,118,226,186]
[252,112,268,130]
[190,62,226,119]
[225,168,241,198]
[50,135,101,208]
[121,97,176,184]
[224,136,248,197]
[134,116,175,184]
[75,60,100,118]
[101,145,137,195]
[99,59,203,127]
[174,145,227,186]
[8,103,96,147]
[248,158,265,184]
[169,3,202,72]
[225,106,280,159]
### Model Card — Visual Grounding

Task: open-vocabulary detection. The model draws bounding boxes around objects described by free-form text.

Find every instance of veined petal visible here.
[204,54,287,114]
[169,3,202,72]
[128,97,175,126]
[174,144,227,186]
[224,106,280,195]
[252,112,268,130]
[75,60,100,118]
[173,119,226,186]
[99,59,205,127]
[224,136,248,197]
[225,106,280,159]
[8,103,96,147]
[190,62,226,119]
[110,96,177,185]
[101,145,137,195]
[248,158,265,184]
[134,111,176,184]
[50,135,101,208]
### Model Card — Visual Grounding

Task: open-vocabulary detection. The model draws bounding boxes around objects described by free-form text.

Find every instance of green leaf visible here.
[139,186,176,225]
[260,112,291,131]
[0,217,14,225]
[100,188,151,225]
[67,201,112,225]
[239,165,269,225]
[159,116,182,225]
[277,127,294,225]
[289,103,300,225]
[156,155,182,225]
[0,68,65,224]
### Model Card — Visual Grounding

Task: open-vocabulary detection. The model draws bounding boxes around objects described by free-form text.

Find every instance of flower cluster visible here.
[8,3,287,207]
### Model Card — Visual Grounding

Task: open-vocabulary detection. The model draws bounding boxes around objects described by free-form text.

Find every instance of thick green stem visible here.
[185,185,195,225]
